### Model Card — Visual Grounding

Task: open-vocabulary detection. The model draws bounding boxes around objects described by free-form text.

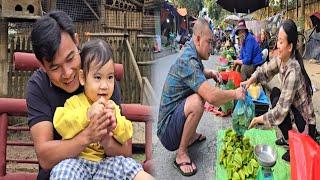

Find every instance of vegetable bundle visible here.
[219,129,259,180]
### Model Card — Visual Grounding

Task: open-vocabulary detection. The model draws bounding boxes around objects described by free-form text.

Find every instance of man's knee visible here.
[185,94,205,114]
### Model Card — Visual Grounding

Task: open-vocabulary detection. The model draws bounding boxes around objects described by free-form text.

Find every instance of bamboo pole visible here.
[302,0,305,32]
[83,0,100,20]
[125,39,142,89]
[142,77,156,105]
[0,19,8,97]
[85,32,126,37]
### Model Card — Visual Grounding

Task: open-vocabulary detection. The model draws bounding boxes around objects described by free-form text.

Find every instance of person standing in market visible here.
[157,18,245,176]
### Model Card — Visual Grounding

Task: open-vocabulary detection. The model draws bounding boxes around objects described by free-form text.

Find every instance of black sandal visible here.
[188,134,207,148]
[282,150,290,162]
[275,137,289,146]
[173,160,197,177]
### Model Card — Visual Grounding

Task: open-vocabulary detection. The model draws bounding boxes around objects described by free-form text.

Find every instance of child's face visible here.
[79,59,115,103]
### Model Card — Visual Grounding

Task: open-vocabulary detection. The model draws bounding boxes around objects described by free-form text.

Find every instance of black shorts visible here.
[160,99,187,151]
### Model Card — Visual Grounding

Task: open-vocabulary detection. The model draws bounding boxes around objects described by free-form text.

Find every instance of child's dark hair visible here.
[80,39,113,78]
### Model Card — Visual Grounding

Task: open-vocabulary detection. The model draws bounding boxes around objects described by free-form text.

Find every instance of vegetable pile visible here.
[219,128,259,180]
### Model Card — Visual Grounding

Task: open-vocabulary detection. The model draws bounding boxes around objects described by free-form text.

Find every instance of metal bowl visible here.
[254,144,277,167]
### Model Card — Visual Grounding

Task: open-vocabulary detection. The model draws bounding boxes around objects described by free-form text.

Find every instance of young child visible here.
[52,39,153,179]
[53,39,132,161]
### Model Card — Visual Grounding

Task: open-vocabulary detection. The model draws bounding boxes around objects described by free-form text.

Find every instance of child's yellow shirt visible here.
[53,93,133,161]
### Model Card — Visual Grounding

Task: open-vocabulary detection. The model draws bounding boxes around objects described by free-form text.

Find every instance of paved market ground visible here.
[151,53,320,179]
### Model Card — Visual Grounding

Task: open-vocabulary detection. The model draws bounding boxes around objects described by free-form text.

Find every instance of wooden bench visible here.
[0,52,153,179]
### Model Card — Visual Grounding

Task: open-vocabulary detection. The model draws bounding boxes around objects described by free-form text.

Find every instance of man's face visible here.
[42,32,81,93]
[79,60,115,103]
[196,27,213,60]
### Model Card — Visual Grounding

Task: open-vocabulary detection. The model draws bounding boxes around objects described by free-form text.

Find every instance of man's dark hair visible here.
[80,39,114,79]
[31,10,75,64]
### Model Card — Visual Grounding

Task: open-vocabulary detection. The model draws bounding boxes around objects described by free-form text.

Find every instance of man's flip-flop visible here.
[188,134,206,148]
[173,160,197,177]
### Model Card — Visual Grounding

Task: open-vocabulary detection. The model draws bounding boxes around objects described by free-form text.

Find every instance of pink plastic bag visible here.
[289,130,320,180]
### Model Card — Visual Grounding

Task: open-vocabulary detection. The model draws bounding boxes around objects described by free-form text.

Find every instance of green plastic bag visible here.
[232,94,255,136]
[219,80,235,113]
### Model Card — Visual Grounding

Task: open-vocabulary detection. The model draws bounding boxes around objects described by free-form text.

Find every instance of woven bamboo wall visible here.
[253,0,320,30]
[7,36,33,98]
[4,10,156,103]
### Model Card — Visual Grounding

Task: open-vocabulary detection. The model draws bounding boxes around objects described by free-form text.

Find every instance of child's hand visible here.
[87,97,107,120]
[84,97,111,144]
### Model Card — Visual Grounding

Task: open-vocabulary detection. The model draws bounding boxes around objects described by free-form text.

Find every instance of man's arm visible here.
[197,80,244,106]
[30,121,89,169]
[100,135,132,157]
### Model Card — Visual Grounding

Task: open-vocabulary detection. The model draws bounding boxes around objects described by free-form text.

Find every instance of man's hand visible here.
[83,97,111,144]
[208,69,222,83]
[87,97,107,120]
[234,59,242,65]
[234,86,245,100]
[105,100,117,136]
[100,133,112,150]
[248,116,264,129]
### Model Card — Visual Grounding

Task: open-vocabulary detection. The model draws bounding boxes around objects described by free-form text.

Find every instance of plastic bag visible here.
[228,71,241,87]
[232,94,255,136]
[219,71,242,87]
[219,80,235,114]
[289,130,320,180]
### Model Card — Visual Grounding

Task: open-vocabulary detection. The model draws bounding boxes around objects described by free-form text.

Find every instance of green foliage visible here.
[269,0,298,11]
[204,0,229,23]
[169,0,203,17]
